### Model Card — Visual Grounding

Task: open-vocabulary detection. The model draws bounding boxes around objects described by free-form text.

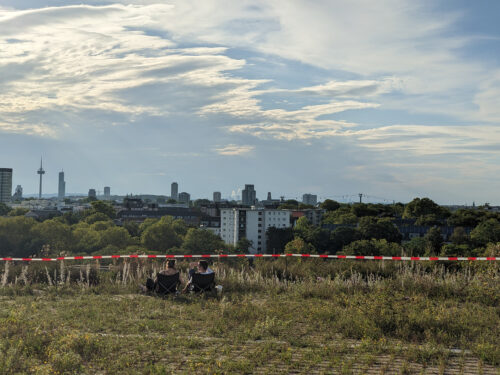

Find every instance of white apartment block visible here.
[220,208,291,253]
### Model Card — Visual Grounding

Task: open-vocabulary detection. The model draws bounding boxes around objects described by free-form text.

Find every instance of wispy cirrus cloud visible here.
[214,144,255,156]
[349,124,500,155]
[0,4,260,137]
[1,1,500,204]
[225,101,379,140]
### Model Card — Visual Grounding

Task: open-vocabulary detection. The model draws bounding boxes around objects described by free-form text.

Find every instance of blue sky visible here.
[1,1,499,204]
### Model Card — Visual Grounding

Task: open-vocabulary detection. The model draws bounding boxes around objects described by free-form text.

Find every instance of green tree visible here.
[415,214,441,226]
[0,216,37,257]
[351,203,378,218]
[72,224,101,254]
[84,212,112,224]
[294,217,313,237]
[424,227,443,255]
[447,209,484,227]
[266,227,294,254]
[182,228,224,253]
[470,218,500,247]
[293,217,330,252]
[90,201,116,219]
[450,227,469,245]
[171,218,188,237]
[358,217,402,243]
[236,237,253,253]
[278,199,299,209]
[138,218,158,234]
[321,199,340,211]
[403,197,450,220]
[404,236,427,256]
[441,243,472,257]
[0,203,12,216]
[322,207,358,225]
[329,227,361,253]
[140,216,184,252]
[284,237,315,254]
[58,211,83,225]
[30,219,73,255]
[343,239,400,256]
[123,221,140,237]
[7,207,29,216]
[99,227,132,249]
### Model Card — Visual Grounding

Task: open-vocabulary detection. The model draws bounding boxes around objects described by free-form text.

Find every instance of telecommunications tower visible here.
[37,158,45,199]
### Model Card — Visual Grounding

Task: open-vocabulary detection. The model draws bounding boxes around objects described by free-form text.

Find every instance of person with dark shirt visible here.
[141,259,182,292]
[182,260,214,293]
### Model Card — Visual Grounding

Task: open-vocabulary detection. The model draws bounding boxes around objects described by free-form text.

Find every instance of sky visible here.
[1,0,499,204]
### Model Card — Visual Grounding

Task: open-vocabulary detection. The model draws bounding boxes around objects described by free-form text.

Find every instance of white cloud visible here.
[214,144,255,156]
[0,4,261,136]
[0,3,395,142]
[275,79,400,98]
[0,120,58,137]
[225,101,378,141]
[474,70,500,123]
[349,124,500,156]
[1,1,500,205]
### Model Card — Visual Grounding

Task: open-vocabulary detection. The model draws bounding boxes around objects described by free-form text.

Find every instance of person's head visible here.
[167,259,176,269]
[198,260,208,272]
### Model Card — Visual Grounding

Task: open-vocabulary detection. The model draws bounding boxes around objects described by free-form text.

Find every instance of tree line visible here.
[0,201,230,258]
[1,198,499,258]
[267,198,500,257]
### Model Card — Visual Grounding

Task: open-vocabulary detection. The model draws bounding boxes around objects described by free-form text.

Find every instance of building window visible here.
[258,235,261,239]
[258,224,262,227]
[258,230,262,233]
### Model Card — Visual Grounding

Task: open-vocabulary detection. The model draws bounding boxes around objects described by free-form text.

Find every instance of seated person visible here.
[182,260,214,293]
[142,259,182,292]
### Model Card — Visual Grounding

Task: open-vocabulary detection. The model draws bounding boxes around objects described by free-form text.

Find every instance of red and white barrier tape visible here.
[0,254,498,262]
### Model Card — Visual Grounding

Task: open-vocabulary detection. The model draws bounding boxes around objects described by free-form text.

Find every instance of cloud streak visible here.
[214,144,255,156]
[1,1,499,204]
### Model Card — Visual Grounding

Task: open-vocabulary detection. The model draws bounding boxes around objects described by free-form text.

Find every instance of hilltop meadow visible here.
[1,199,499,373]
[0,257,498,374]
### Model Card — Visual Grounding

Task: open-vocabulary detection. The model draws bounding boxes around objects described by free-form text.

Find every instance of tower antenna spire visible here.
[37,157,45,199]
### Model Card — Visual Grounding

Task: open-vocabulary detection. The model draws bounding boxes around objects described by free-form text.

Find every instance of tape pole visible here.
[0,254,498,262]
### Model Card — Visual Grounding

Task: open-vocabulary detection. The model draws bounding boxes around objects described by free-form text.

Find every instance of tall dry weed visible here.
[1,261,9,286]
[45,266,54,286]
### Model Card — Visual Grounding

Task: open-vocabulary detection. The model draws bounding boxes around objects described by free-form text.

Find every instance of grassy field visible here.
[0,259,499,374]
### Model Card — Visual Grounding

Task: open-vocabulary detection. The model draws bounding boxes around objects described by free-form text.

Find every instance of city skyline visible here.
[1,1,500,205]
[2,160,498,205]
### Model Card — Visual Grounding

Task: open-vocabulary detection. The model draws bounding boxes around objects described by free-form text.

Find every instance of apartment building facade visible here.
[220,208,291,252]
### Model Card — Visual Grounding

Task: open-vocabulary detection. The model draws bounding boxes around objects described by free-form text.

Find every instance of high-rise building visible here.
[213,191,221,203]
[0,168,13,203]
[104,186,111,200]
[171,182,178,201]
[178,192,190,204]
[13,185,22,201]
[58,171,66,201]
[220,208,291,253]
[242,184,256,206]
[88,189,96,199]
[37,158,45,199]
[302,194,318,206]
